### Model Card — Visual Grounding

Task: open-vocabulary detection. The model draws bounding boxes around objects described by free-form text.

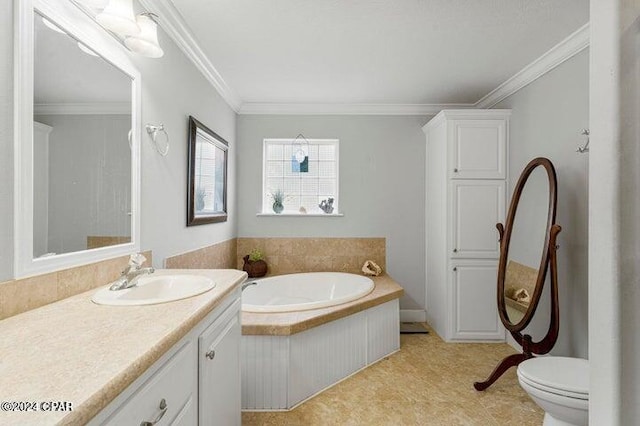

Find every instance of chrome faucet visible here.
[242,281,258,291]
[109,253,155,291]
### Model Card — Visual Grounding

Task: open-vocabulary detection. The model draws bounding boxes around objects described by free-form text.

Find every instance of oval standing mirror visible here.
[500,165,553,329]
[474,157,561,391]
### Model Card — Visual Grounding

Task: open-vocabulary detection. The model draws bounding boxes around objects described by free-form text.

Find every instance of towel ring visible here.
[146,123,169,156]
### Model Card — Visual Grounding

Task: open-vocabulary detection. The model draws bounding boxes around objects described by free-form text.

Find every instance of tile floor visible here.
[242,325,543,425]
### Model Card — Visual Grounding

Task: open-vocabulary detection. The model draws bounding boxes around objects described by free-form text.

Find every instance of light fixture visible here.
[96,0,140,36]
[124,13,164,58]
[69,0,164,59]
[41,16,66,34]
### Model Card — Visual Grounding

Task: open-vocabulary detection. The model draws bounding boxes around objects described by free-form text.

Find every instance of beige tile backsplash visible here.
[164,238,237,269]
[0,251,152,321]
[237,238,386,276]
[0,237,386,321]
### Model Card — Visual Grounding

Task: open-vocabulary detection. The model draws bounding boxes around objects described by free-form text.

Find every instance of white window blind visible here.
[262,139,339,214]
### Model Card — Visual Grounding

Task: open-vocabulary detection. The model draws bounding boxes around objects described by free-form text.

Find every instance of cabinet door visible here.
[450,180,505,259]
[450,262,504,340]
[199,301,241,426]
[450,119,507,179]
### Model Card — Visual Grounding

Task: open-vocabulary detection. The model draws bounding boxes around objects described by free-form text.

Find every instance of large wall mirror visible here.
[15,0,141,277]
[187,116,229,226]
[474,157,561,391]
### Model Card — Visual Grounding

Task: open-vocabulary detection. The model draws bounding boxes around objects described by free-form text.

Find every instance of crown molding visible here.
[133,2,588,115]
[138,0,242,112]
[238,103,475,116]
[475,23,590,109]
[34,102,131,115]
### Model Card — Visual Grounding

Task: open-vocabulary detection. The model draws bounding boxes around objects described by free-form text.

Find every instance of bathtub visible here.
[242,272,375,313]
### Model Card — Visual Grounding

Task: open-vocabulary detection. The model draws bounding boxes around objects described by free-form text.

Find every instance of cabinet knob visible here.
[140,398,167,426]
[453,267,457,272]
[206,350,216,360]
[453,168,458,173]
[453,248,458,253]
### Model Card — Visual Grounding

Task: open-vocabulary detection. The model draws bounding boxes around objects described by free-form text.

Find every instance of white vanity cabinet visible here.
[90,289,241,426]
[199,299,242,425]
[423,110,510,342]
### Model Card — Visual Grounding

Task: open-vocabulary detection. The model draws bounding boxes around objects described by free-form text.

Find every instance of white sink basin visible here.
[92,274,216,306]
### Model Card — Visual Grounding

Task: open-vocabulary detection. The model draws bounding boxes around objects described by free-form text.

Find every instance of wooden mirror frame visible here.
[187,116,229,226]
[474,157,562,391]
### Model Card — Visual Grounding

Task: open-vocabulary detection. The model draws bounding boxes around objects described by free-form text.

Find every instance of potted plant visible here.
[243,248,268,278]
[269,189,286,214]
[195,186,206,212]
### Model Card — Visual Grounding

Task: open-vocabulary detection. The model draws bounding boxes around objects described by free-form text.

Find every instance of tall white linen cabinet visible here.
[422,110,511,342]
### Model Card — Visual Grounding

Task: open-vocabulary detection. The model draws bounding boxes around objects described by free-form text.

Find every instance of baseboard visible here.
[400,309,426,323]
[506,333,520,351]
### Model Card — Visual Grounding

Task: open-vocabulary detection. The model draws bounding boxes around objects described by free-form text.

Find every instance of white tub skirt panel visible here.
[241,298,400,410]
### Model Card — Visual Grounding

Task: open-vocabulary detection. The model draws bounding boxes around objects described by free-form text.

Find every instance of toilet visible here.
[517,357,589,426]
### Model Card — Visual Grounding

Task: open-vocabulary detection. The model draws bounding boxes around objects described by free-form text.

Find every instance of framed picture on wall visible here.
[187,116,229,226]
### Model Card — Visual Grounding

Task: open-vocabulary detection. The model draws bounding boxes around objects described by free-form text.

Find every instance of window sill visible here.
[256,213,344,217]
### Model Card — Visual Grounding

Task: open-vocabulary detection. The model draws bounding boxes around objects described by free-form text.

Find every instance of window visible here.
[262,139,339,215]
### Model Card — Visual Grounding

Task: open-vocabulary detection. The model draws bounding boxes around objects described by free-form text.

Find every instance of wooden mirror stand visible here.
[474,157,562,391]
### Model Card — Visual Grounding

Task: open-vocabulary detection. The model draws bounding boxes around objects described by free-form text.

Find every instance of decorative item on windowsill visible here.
[319,198,334,214]
[243,248,268,278]
[269,189,286,214]
[195,186,206,212]
[362,260,382,277]
[291,133,309,173]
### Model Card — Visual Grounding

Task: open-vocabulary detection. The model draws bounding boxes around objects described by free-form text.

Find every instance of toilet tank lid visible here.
[517,357,589,395]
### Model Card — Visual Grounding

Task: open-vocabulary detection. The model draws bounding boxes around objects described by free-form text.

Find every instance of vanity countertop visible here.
[0,268,246,426]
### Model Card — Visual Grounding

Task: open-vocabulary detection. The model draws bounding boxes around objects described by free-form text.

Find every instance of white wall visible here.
[0,1,14,281]
[618,3,640,421]
[589,1,640,423]
[132,29,237,268]
[495,49,589,358]
[237,115,427,310]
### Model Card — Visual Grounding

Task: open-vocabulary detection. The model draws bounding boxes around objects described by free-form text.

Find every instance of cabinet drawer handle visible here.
[206,350,216,360]
[140,398,167,426]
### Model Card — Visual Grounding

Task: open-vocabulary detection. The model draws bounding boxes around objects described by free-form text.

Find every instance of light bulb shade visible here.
[96,0,140,36]
[124,14,164,58]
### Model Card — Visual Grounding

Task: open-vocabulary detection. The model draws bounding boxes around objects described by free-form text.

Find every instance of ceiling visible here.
[168,0,589,107]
